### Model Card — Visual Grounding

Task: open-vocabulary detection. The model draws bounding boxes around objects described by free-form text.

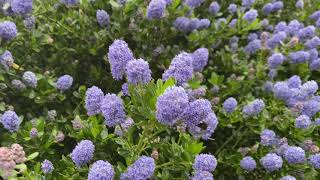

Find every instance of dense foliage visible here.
[1,0,320,179]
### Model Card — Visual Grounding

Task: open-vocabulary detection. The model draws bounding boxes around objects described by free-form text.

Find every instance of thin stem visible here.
[216,125,244,155]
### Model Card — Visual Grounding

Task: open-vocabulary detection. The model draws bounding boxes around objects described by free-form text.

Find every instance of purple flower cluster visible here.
[0,110,20,133]
[107,40,134,80]
[125,58,152,85]
[101,93,126,127]
[71,140,95,167]
[0,50,14,70]
[243,9,258,23]
[23,16,35,30]
[163,52,193,85]
[228,4,237,14]
[11,0,32,16]
[260,153,283,172]
[61,0,79,6]
[41,159,54,174]
[85,86,104,116]
[281,176,296,180]
[96,10,110,28]
[309,153,320,169]
[223,97,237,113]
[193,154,217,172]
[173,17,210,32]
[191,48,209,72]
[184,0,204,9]
[88,160,115,180]
[0,21,17,41]
[260,129,278,147]
[240,156,256,171]
[295,115,311,129]
[11,79,26,91]
[208,2,220,15]
[244,39,261,55]
[56,75,73,91]
[242,99,265,117]
[268,53,286,69]
[22,71,37,88]
[191,170,213,180]
[147,0,166,20]
[120,156,155,180]
[289,50,310,64]
[284,146,305,164]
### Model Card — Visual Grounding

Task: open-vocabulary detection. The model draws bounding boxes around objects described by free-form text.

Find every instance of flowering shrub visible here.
[1,0,320,179]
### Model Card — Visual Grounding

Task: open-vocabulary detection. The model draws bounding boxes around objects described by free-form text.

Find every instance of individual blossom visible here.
[101,93,126,127]
[301,100,320,117]
[301,80,318,95]
[120,156,155,180]
[272,1,284,12]
[146,0,166,20]
[242,99,265,117]
[0,147,16,179]
[244,39,261,55]
[23,16,35,30]
[260,153,283,172]
[208,2,220,15]
[198,19,210,30]
[268,53,286,69]
[85,86,104,116]
[107,39,134,80]
[41,159,54,174]
[191,48,209,72]
[304,36,320,49]
[11,79,26,91]
[96,10,110,28]
[309,10,320,20]
[173,17,190,32]
[184,0,204,9]
[125,58,152,85]
[295,115,311,129]
[56,74,73,91]
[188,112,218,139]
[298,26,315,41]
[193,154,217,172]
[0,21,17,41]
[156,86,189,126]
[267,31,287,49]
[284,146,305,164]
[30,127,38,138]
[289,51,310,63]
[0,50,14,70]
[260,129,278,147]
[281,176,296,180]
[309,153,320,169]
[162,52,193,85]
[223,97,237,113]
[11,0,32,16]
[191,171,213,180]
[55,131,65,142]
[1,110,20,133]
[10,143,26,163]
[273,82,292,100]
[47,110,57,121]
[288,75,301,88]
[243,9,258,23]
[22,71,37,88]
[228,4,237,14]
[240,156,256,171]
[71,140,95,167]
[88,160,115,180]
[262,3,273,15]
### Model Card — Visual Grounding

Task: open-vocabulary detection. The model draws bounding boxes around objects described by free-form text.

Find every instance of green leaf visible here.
[185,142,204,155]
[27,152,39,161]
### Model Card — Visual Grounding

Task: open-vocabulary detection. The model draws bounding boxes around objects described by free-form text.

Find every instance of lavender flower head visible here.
[309,153,320,169]
[173,17,190,32]
[183,99,212,126]
[301,80,318,95]
[272,1,284,12]
[0,21,17,41]
[191,171,213,180]
[288,75,301,88]
[146,0,166,20]
[184,0,204,9]
[244,39,261,55]
[1,110,20,133]
[11,79,26,91]
[30,128,38,138]
[191,48,209,72]
[107,39,134,80]
[23,16,35,30]
[310,10,320,20]
[284,146,305,164]
[240,156,256,171]
[188,112,218,140]
[120,156,155,180]
[125,58,152,85]
[305,36,320,49]
[223,97,237,113]
[268,53,285,69]
[198,19,210,30]
[41,159,54,174]
[242,0,255,8]
[295,115,311,129]
[262,3,273,15]
[56,74,73,91]
[301,100,320,117]
[260,153,283,172]
[96,10,110,28]
[281,176,296,180]
[11,0,33,16]
[88,160,115,180]
[193,154,217,172]
[156,86,189,126]
[85,86,104,116]
[61,0,79,6]
[101,93,126,127]
[243,9,258,23]
[298,26,315,41]
[260,129,278,146]
[22,71,37,88]
[71,140,95,167]
[228,4,237,14]
[122,83,129,96]
[0,50,14,70]
[273,82,291,100]
[208,2,220,15]
[163,52,193,85]
[242,99,265,117]
[289,51,310,63]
